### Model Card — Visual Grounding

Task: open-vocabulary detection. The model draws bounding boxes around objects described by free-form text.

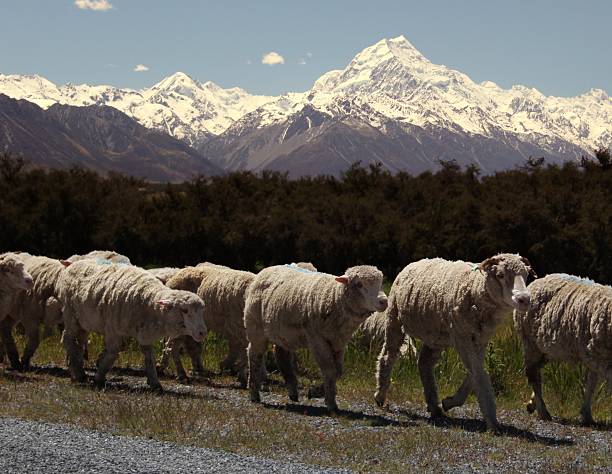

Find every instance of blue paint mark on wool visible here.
[283,263,318,275]
[95,258,130,267]
[554,273,597,286]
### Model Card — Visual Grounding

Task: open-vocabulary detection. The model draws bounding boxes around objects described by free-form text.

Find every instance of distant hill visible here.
[0,94,220,182]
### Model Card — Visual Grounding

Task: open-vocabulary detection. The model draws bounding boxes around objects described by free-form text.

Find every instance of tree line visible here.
[1,150,612,283]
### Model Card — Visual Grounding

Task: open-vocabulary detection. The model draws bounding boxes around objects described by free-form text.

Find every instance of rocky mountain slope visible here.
[0,94,220,182]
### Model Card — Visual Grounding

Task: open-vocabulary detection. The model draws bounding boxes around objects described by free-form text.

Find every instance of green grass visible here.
[1,322,611,472]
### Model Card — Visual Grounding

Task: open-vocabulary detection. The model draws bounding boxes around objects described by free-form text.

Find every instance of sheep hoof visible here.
[428,406,444,418]
[150,384,164,394]
[441,397,454,412]
[580,415,595,427]
[177,375,190,385]
[155,365,165,376]
[327,404,339,415]
[374,392,387,408]
[93,380,106,390]
[525,402,536,414]
[288,390,299,402]
[250,391,261,403]
[538,411,552,421]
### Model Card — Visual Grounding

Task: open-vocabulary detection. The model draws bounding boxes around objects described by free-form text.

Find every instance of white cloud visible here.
[298,58,306,66]
[75,0,114,11]
[245,59,252,65]
[133,64,149,72]
[261,51,284,66]
[306,52,313,58]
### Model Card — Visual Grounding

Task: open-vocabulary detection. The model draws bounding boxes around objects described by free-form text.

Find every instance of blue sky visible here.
[1,0,610,97]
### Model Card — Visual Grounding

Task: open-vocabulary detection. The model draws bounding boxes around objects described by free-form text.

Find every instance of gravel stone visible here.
[0,417,350,474]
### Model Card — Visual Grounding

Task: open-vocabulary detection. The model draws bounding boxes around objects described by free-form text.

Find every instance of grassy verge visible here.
[0,322,610,472]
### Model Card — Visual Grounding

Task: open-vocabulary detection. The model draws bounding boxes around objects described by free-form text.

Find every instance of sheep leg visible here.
[274,345,299,402]
[417,344,444,417]
[94,338,121,388]
[141,344,163,391]
[62,310,87,383]
[309,337,340,413]
[524,351,552,421]
[442,374,472,412]
[156,338,172,375]
[455,341,499,431]
[580,370,599,426]
[0,317,21,371]
[20,319,41,371]
[374,303,403,407]
[170,338,189,383]
[184,337,205,377]
[232,339,250,388]
[247,339,267,403]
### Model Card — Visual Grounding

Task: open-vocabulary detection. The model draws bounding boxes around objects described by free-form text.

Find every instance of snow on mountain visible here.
[235,36,610,157]
[1,35,610,176]
[0,72,274,145]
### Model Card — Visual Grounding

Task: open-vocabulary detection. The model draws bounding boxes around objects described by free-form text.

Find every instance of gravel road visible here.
[0,417,349,474]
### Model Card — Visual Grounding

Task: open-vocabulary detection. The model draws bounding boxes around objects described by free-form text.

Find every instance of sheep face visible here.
[0,254,34,291]
[336,265,388,313]
[157,293,207,342]
[480,254,532,311]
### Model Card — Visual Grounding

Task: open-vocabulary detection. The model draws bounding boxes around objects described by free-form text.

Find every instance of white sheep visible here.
[1,255,67,370]
[375,254,534,431]
[57,260,207,390]
[356,311,416,358]
[66,250,131,265]
[245,264,388,412]
[0,252,34,320]
[0,253,34,366]
[513,273,612,425]
[159,265,256,385]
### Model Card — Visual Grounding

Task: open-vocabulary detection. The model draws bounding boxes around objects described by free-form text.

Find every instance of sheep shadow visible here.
[0,369,32,383]
[552,417,612,432]
[261,401,414,428]
[76,378,220,401]
[395,409,575,446]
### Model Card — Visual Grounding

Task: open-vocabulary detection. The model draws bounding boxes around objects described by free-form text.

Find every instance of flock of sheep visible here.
[0,249,610,433]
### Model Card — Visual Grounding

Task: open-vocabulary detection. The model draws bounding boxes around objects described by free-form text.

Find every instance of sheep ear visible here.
[520,257,538,278]
[335,275,349,285]
[60,260,72,267]
[479,256,500,272]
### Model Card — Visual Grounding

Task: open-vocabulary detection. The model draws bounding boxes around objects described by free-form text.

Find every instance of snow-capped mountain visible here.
[200,36,611,175]
[0,72,273,145]
[1,36,610,177]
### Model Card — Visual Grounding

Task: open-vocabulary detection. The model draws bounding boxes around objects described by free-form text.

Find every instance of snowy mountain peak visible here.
[150,71,200,92]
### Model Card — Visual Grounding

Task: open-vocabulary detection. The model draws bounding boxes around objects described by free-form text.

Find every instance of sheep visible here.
[513,274,612,425]
[244,264,388,412]
[57,260,207,390]
[0,252,34,320]
[147,267,181,284]
[66,250,131,265]
[356,311,416,358]
[159,265,256,384]
[375,254,534,431]
[0,255,68,371]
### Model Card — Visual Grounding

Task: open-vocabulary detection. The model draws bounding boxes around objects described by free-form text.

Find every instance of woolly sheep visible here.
[245,264,388,412]
[57,260,207,390]
[357,311,416,358]
[66,250,131,265]
[513,274,612,425]
[1,255,67,370]
[375,254,534,431]
[160,265,256,384]
[0,253,34,318]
